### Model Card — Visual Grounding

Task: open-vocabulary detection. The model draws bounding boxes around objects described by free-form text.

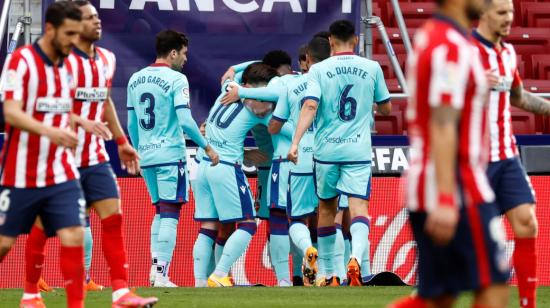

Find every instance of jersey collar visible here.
[72,46,99,60]
[33,42,64,68]
[472,29,507,53]
[150,63,170,68]
[333,51,355,56]
[433,13,469,38]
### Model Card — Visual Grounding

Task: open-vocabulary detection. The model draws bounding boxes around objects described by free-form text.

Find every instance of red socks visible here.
[514,237,537,308]
[60,246,84,308]
[24,226,47,294]
[387,296,427,308]
[101,214,129,291]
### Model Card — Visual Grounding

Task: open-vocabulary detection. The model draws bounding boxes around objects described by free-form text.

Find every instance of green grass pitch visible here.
[2,287,550,307]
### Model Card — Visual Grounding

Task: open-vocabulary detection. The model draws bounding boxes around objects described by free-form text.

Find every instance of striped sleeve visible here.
[1,51,28,101]
[428,42,469,110]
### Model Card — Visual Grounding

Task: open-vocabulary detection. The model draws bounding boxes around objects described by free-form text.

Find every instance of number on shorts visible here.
[0,190,11,212]
[338,84,357,122]
[139,92,156,130]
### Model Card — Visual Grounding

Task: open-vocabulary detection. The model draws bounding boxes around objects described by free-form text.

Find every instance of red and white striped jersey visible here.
[472,30,522,162]
[65,46,115,168]
[405,16,495,212]
[0,43,78,188]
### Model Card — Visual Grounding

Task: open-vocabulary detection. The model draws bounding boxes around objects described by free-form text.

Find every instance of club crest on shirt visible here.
[3,70,20,91]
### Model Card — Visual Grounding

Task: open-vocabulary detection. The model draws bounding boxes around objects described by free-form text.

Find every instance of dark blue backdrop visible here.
[42,0,361,126]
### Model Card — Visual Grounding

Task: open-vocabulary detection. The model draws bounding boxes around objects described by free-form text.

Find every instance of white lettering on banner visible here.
[261,0,302,13]
[35,97,72,113]
[74,87,109,101]
[376,148,391,171]
[392,148,409,171]
[104,0,354,13]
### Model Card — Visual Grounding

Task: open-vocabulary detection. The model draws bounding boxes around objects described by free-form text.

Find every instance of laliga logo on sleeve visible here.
[4,70,20,91]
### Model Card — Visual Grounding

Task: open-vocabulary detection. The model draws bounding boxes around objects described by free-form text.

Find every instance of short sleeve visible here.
[512,67,522,89]
[304,65,322,104]
[173,74,190,109]
[1,52,28,101]
[272,89,290,122]
[427,43,469,110]
[374,63,391,104]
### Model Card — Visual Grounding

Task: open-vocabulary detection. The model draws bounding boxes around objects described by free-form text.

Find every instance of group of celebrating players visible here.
[0,0,548,307]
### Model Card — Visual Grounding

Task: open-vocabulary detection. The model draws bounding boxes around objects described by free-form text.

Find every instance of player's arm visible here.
[104,96,140,175]
[3,99,78,148]
[220,60,260,85]
[510,85,550,115]
[288,98,317,164]
[221,78,281,105]
[70,113,112,140]
[374,63,392,116]
[268,89,291,135]
[126,87,140,149]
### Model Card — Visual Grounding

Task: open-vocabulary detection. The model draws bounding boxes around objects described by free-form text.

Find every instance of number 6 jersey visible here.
[305,52,390,163]
[126,63,190,167]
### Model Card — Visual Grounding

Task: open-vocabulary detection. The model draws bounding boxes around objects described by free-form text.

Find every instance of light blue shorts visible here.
[141,161,188,204]
[313,160,372,200]
[194,160,256,223]
[256,166,271,220]
[267,159,291,210]
[286,172,318,219]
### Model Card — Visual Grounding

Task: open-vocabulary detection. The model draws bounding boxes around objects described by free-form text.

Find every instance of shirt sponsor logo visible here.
[35,97,72,113]
[75,87,109,101]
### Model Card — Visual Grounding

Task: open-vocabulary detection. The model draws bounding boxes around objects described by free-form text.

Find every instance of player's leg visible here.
[192,163,219,287]
[489,158,537,308]
[341,208,354,281]
[337,164,372,286]
[215,223,236,268]
[334,211,346,284]
[82,216,97,289]
[0,236,16,262]
[290,241,304,286]
[141,167,161,286]
[207,163,257,287]
[267,160,291,286]
[314,161,340,286]
[39,180,87,308]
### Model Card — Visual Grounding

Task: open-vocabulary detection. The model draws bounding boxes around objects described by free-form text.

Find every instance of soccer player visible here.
[473,1,550,306]
[22,1,158,306]
[0,2,87,307]
[288,20,391,286]
[127,30,219,287]
[389,0,510,307]
[268,37,332,286]
[192,63,277,287]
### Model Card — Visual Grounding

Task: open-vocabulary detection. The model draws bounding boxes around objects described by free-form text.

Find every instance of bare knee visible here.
[57,226,84,247]
[507,204,538,238]
[0,236,16,260]
[475,283,509,308]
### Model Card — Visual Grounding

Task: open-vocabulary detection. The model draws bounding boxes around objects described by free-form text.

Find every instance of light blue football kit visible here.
[306,54,390,200]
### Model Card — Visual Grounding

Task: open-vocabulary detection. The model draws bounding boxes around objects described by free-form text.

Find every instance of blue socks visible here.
[269,210,290,284]
[350,216,370,264]
[214,222,257,277]
[155,203,181,279]
[193,228,217,286]
[150,208,161,262]
[214,238,226,265]
[334,225,346,282]
[84,218,93,283]
[289,221,312,255]
[318,225,336,278]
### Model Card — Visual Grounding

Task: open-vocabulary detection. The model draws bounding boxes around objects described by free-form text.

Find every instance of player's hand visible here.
[287,144,299,164]
[221,83,240,105]
[79,119,113,140]
[118,143,141,175]
[485,69,500,89]
[424,205,459,246]
[45,127,78,149]
[205,145,219,166]
[244,149,269,165]
[220,67,236,85]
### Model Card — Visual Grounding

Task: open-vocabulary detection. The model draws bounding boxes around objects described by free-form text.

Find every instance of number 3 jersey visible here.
[65,47,115,168]
[305,52,390,163]
[126,63,190,167]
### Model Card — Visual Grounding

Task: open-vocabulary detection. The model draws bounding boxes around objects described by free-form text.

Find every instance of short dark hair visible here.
[45,1,82,28]
[298,44,308,62]
[242,63,278,86]
[155,30,189,58]
[262,50,292,70]
[307,37,331,63]
[329,20,356,42]
[73,0,91,7]
[313,31,330,40]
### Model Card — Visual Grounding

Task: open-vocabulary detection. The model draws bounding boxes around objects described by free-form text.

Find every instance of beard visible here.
[52,31,71,58]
